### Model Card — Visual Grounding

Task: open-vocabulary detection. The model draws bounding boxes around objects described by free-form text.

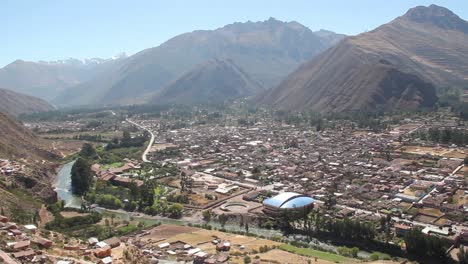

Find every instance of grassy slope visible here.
[279,244,356,263]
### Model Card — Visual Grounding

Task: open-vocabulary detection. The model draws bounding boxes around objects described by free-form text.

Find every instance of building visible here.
[262,192,314,215]
[395,224,412,237]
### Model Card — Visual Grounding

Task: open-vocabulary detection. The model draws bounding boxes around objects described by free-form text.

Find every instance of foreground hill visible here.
[0,112,60,207]
[55,18,345,106]
[0,56,126,101]
[0,88,54,116]
[152,59,264,105]
[260,5,468,112]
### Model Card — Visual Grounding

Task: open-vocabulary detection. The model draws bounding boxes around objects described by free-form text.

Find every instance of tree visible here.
[459,245,468,264]
[71,158,93,195]
[180,171,193,193]
[218,214,228,228]
[243,255,251,264]
[202,210,212,222]
[167,203,184,218]
[404,228,448,260]
[80,143,96,159]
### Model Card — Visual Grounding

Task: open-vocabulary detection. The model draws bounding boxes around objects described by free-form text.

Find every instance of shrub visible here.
[369,253,380,261]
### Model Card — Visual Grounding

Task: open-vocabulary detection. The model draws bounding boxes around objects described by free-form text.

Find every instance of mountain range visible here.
[49,18,344,106]
[260,5,468,112]
[0,54,127,101]
[1,5,467,113]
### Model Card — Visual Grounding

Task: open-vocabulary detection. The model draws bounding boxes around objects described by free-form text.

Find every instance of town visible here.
[0,104,466,264]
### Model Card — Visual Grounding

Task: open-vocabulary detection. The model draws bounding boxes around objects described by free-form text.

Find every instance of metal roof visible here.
[263,192,314,209]
[280,196,315,209]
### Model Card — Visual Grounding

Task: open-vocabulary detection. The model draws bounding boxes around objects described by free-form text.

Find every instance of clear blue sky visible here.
[2,0,467,67]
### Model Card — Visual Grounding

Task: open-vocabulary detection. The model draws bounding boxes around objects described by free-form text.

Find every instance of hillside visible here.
[54,18,345,106]
[0,55,126,101]
[0,88,54,116]
[0,112,60,207]
[0,112,56,160]
[152,59,263,105]
[260,5,468,113]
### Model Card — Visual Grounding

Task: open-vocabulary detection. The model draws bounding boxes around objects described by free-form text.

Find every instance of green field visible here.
[279,244,356,263]
[101,162,124,169]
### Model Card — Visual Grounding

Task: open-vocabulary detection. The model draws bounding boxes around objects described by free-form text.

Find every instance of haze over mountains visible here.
[0,5,467,113]
[1,18,344,107]
[260,5,468,112]
[0,54,127,101]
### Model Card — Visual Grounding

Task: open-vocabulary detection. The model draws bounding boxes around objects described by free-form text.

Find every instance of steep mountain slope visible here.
[0,55,126,101]
[55,18,344,106]
[0,112,56,160]
[152,59,263,104]
[0,88,54,116]
[260,5,468,112]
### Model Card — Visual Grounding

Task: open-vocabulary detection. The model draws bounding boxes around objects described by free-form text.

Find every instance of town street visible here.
[126,118,155,163]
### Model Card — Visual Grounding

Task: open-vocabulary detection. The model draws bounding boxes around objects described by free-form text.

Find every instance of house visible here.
[111,176,143,188]
[88,237,99,246]
[193,251,208,263]
[103,237,121,248]
[12,249,35,260]
[32,237,53,248]
[395,224,412,237]
[422,226,449,236]
[100,172,116,181]
[216,242,231,252]
[9,229,22,236]
[158,242,170,249]
[96,241,109,248]
[100,256,113,264]
[11,240,30,251]
[0,215,8,223]
[24,224,37,234]
[94,246,112,258]
[0,250,16,264]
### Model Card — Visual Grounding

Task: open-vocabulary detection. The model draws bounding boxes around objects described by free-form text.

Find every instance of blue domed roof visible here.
[280,196,315,209]
[263,192,314,209]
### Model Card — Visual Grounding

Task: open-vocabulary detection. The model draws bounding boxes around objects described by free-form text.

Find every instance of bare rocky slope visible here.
[260,5,468,113]
[0,88,54,116]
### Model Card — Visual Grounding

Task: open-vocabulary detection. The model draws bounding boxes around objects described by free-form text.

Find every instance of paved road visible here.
[126,119,155,163]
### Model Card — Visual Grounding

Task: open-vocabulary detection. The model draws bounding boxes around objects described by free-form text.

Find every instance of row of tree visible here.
[415,127,468,145]
[404,228,450,260]
[72,134,105,142]
[276,207,452,261]
[71,143,95,195]
[105,130,148,150]
[278,209,377,241]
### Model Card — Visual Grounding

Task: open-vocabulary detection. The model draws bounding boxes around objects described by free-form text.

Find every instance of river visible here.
[54,160,82,209]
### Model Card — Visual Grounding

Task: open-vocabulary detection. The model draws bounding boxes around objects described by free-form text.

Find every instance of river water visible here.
[54,160,82,208]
